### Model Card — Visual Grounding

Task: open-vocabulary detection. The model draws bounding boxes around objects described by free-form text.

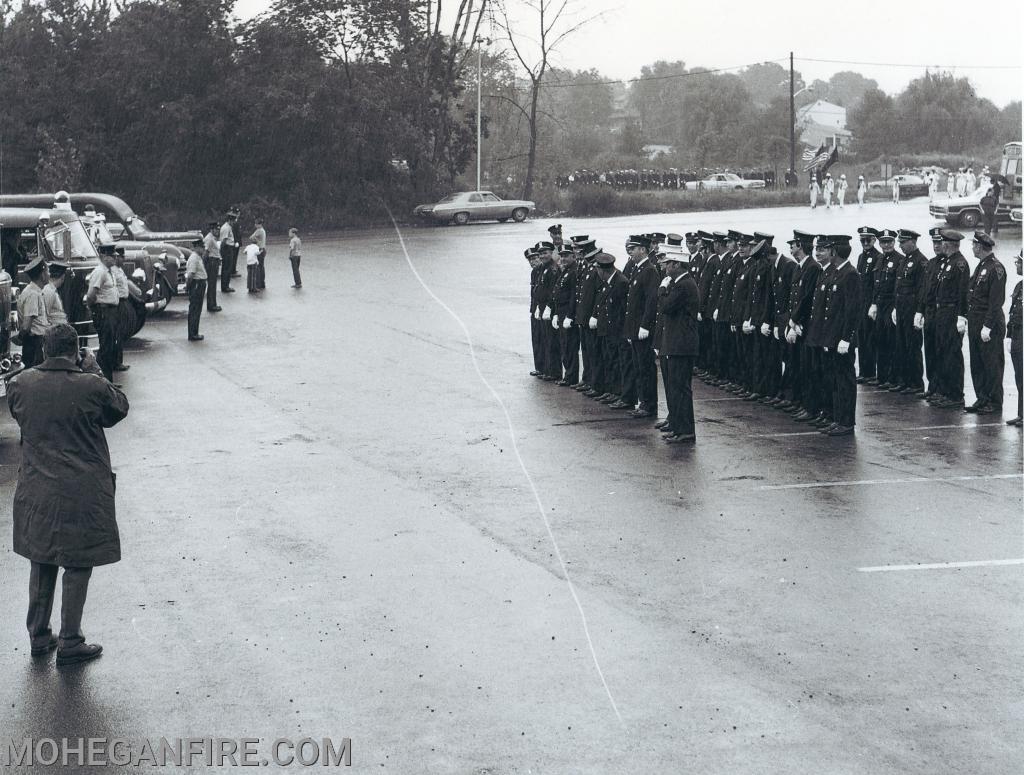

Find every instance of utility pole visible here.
[789,51,796,185]
[476,39,483,191]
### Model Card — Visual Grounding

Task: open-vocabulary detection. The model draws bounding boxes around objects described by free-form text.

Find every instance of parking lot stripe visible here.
[755,422,1006,438]
[857,558,1024,572]
[757,473,1023,490]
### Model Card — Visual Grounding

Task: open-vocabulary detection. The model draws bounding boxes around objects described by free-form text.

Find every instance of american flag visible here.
[803,144,836,172]
[801,143,824,162]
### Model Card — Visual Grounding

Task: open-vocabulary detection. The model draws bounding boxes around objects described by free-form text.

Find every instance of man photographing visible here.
[7,323,129,666]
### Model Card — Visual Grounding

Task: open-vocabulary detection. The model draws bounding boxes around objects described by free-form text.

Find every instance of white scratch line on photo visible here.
[757,473,1023,490]
[384,206,624,726]
[756,422,1006,438]
[858,558,1024,572]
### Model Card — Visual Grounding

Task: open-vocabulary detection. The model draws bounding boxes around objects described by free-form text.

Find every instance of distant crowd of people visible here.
[555,169,777,190]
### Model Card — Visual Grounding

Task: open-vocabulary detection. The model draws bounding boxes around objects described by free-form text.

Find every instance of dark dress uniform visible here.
[966,248,1007,411]
[926,245,969,404]
[535,259,562,380]
[855,240,882,380]
[799,260,834,421]
[747,250,774,398]
[656,268,700,437]
[919,239,944,395]
[1008,276,1022,422]
[821,258,862,431]
[712,250,739,383]
[575,258,601,389]
[554,262,579,385]
[697,249,721,373]
[623,257,661,413]
[593,269,629,398]
[894,245,929,392]
[528,259,543,374]
[785,255,819,411]
[872,243,903,387]
[769,252,796,401]
[729,255,755,393]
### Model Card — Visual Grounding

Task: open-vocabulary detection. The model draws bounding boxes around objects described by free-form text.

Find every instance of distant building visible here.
[642,144,673,159]
[797,99,853,152]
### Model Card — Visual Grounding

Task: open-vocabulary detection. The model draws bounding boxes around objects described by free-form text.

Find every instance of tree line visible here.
[1,1,1019,227]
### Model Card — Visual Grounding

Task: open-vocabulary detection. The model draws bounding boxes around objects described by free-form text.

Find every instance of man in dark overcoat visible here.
[7,323,129,665]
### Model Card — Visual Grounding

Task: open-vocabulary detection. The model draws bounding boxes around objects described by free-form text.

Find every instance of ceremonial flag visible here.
[803,144,833,172]
[821,146,840,173]
[801,143,824,162]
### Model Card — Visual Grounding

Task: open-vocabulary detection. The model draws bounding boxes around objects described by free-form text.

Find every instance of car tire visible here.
[512,208,528,223]
[497,218,508,223]
[957,210,980,229]
[734,186,743,191]
[453,212,470,226]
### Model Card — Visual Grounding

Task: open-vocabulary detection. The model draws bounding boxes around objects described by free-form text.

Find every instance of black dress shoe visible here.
[776,400,793,410]
[555,379,569,386]
[600,394,619,404]
[793,410,813,422]
[208,306,223,312]
[654,419,670,429]
[865,378,879,386]
[569,382,585,389]
[224,287,236,293]
[660,425,678,434]
[1008,417,1023,427]
[56,642,103,666]
[819,422,839,434]
[664,433,696,443]
[812,415,831,428]
[529,370,541,376]
[745,393,762,401]
[113,364,130,372]
[827,424,855,436]
[31,635,58,656]
[877,382,892,390]
[898,385,917,394]
[188,335,205,341]
[976,404,999,415]
[856,376,868,384]
[574,383,591,391]
[631,408,656,418]
[888,383,906,392]
[964,402,983,413]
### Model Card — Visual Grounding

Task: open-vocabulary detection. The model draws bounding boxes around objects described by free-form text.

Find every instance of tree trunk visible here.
[523,77,541,200]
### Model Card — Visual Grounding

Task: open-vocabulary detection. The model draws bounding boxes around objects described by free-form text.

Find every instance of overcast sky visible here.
[234,0,1023,108]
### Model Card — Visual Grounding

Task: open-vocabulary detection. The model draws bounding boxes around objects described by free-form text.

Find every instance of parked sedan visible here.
[413,191,535,225]
[867,174,929,198]
[684,173,765,191]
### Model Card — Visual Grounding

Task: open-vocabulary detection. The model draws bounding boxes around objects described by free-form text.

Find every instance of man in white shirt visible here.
[86,246,121,381]
[244,238,261,293]
[219,211,237,294]
[16,258,50,367]
[250,218,267,290]
[184,239,207,341]
[42,261,68,327]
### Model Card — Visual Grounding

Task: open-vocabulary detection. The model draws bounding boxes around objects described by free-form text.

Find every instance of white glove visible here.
[542,307,551,321]
[589,317,598,330]
[660,276,672,288]
[713,309,719,322]
[981,325,991,343]
[730,324,737,333]
[638,327,650,341]
[773,326,780,340]
[956,316,967,334]
[837,340,850,355]
[533,309,540,320]
[551,316,559,329]
[697,312,703,322]
[824,347,829,353]
[742,320,754,334]
[868,304,878,321]
[913,312,924,330]
[786,328,797,344]
[760,322,770,336]
[562,318,571,330]
[890,308,897,326]
[795,324,804,337]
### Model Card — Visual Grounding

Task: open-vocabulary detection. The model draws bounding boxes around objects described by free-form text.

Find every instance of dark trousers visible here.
[257,249,266,289]
[701,319,716,373]
[661,355,695,435]
[1010,333,1022,417]
[593,336,618,394]
[618,338,638,403]
[933,308,964,400]
[802,346,826,415]
[876,304,898,383]
[187,279,206,338]
[830,350,857,426]
[246,263,258,292]
[756,331,779,395]
[858,313,877,378]
[896,300,924,389]
[559,324,580,384]
[543,321,561,378]
[580,327,594,385]
[91,305,118,381]
[27,562,92,650]
[715,322,733,380]
[782,341,802,403]
[737,331,754,389]
[632,337,657,408]
[20,332,44,367]
[531,317,543,371]
[221,246,237,291]
[115,298,130,367]
[205,257,221,310]
[968,319,1005,407]
[289,256,302,287]
[982,208,997,235]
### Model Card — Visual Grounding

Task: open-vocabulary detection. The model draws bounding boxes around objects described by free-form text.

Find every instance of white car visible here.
[685,173,765,191]
[413,191,535,225]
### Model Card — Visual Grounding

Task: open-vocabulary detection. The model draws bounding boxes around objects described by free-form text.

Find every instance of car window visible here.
[438,194,459,204]
[468,193,483,203]
[482,194,501,202]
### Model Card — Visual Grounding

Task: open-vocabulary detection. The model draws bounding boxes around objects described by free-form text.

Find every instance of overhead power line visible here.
[796,56,1021,70]
[542,58,789,88]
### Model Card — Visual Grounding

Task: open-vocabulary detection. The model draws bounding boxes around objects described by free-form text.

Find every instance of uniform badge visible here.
[981,270,987,277]
[820,284,826,290]
[887,261,894,268]
[832,285,837,290]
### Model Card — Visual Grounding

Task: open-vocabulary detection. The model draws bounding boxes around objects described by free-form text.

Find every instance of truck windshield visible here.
[45,219,99,262]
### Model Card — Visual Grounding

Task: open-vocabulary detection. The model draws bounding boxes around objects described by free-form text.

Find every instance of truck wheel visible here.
[512,208,528,222]
[734,186,744,191]
[958,210,980,229]
[453,212,470,225]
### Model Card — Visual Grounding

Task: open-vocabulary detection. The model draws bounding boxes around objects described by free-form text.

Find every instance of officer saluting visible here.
[965,231,1006,414]
[654,243,699,443]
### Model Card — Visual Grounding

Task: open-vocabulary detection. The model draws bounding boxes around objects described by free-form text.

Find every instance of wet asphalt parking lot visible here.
[0,198,1021,774]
